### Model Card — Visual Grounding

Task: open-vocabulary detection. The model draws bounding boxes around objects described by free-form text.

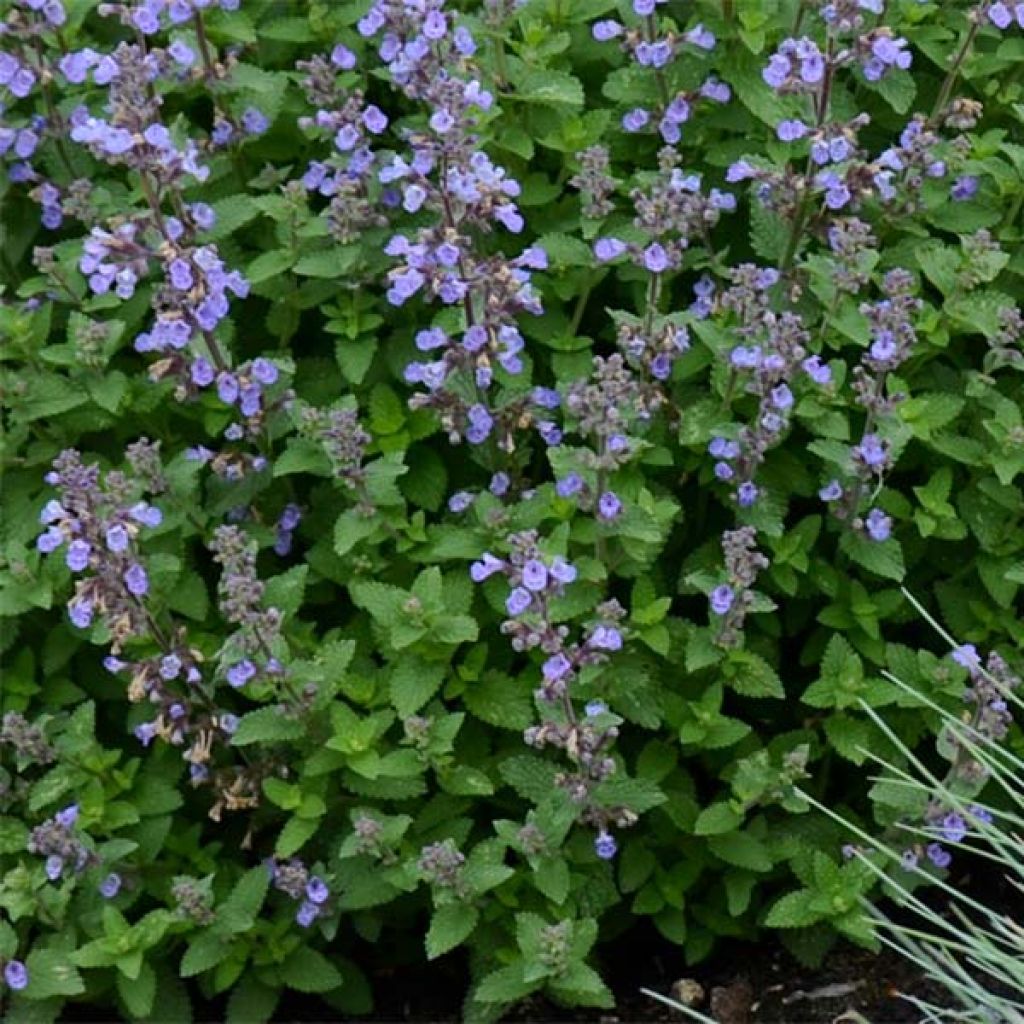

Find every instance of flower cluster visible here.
[267,857,332,928]
[472,531,632,855]
[710,265,831,507]
[819,268,921,542]
[358,0,547,448]
[591,2,724,144]
[27,804,97,882]
[0,712,55,764]
[709,527,769,647]
[296,46,390,243]
[36,449,162,646]
[209,525,290,696]
[555,354,662,522]
[896,644,1021,872]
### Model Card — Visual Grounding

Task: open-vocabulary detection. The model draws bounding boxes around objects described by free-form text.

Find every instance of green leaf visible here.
[279,946,344,993]
[276,816,321,858]
[218,868,270,934]
[708,830,772,872]
[293,247,359,278]
[231,707,304,746]
[475,962,538,1004]
[694,802,743,836]
[425,903,479,960]
[515,69,584,108]
[841,533,906,581]
[389,658,446,718]
[22,950,85,1000]
[116,961,155,1018]
[226,976,280,1024]
[180,933,231,978]
[765,889,824,928]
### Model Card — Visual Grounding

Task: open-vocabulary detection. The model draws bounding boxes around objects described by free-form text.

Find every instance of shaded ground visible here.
[352,930,954,1024]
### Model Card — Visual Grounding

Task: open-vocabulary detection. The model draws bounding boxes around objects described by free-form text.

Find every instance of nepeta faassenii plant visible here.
[2,0,1024,1019]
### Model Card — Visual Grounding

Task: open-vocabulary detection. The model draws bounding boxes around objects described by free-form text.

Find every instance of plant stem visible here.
[929,12,981,126]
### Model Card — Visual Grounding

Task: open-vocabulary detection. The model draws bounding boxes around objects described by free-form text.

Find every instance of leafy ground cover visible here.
[1,0,1023,1019]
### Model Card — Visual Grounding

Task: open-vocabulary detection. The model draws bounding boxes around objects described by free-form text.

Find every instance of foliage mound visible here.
[2,0,1024,1019]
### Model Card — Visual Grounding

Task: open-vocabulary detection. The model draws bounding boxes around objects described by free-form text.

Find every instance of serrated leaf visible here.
[22,950,85,1000]
[390,658,446,717]
[279,946,344,993]
[425,904,479,960]
[232,706,304,746]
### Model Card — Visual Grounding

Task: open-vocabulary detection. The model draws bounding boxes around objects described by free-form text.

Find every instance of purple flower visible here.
[802,355,832,385]
[926,843,951,869]
[217,373,240,405]
[549,557,577,585]
[592,19,623,41]
[489,472,511,497]
[556,474,583,498]
[58,804,79,828]
[594,237,626,262]
[770,383,793,411]
[45,854,64,881]
[940,813,967,845]
[989,2,1013,28]
[763,53,790,89]
[99,872,122,899]
[642,243,670,274]
[864,508,891,542]
[709,437,740,459]
[130,502,162,528]
[296,900,319,928]
[167,260,193,292]
[160,655,182,680]
[594,831,617,860]
[543,652,572,681]
[506,586,532,616]
[951,644,981,670]
[66,540,91,572]
[363,105,388,134]
[448,490,474,513]
[622,108,649,133]
[470,553,505,583]
[736,482,759,507]
[69,599,94,629]
[40,499,64,524]
[226,659,256,689]
[685,24,715,50]
[3,960,28,991]
[590,625,622,651]
[968,804,993,825]
[251,358,278,385]
[855,433,887,469]
[105,524,130,553]
[710,585,734,616]
[819,480,843,502]
[951,175,979,201]
[331,43,356,69]
[585,700,607,718]
[422,10,447,39]
[776,119,808,142]
[597,491,622,521]
[306,877,330,904]
[521,559,549,592]
[123,564,149,596]
[242,108,269,136]
[37,527,64,553]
